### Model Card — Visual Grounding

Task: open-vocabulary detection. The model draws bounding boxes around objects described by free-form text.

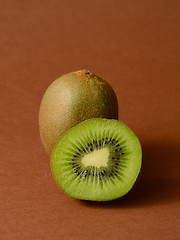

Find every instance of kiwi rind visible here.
[39,70,118,155]
[50,118,142,201]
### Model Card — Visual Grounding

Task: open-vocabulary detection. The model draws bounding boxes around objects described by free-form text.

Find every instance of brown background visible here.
[0,0,180,239]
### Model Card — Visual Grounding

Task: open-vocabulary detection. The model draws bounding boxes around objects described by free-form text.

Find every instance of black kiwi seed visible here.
[73,152,80,157]
[111,170,117,177]
[109,140,113,145]
[107,171,111,177]
[84,170,88,176]
[113,148,122,152]
[72,165,77,169]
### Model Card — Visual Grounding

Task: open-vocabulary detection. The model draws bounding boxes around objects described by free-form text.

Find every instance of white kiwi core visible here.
[81,147,109,168]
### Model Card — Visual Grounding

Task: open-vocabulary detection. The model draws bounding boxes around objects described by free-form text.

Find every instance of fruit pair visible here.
[39,70,142,201]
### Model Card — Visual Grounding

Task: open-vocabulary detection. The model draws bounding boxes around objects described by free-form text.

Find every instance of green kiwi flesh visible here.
[50,118,142,201]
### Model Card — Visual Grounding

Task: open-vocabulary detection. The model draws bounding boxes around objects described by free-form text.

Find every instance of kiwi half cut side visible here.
[50,118,142,201]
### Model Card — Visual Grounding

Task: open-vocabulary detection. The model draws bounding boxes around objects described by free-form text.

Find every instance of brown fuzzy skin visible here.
[39,70,118,155]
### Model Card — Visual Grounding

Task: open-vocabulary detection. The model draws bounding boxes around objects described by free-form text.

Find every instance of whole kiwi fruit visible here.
[39,70,118,155]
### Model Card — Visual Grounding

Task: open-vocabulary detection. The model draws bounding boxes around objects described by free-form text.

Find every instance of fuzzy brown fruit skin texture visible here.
[39,70,118,155]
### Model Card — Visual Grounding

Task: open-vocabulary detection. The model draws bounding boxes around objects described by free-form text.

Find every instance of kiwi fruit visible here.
[39,70,118,155]
[50,118,142,201]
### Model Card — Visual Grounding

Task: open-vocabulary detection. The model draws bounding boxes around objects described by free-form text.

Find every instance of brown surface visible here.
[0,0,180,239]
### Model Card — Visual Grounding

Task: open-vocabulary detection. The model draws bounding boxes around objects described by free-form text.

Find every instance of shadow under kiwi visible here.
[78,142,180,208]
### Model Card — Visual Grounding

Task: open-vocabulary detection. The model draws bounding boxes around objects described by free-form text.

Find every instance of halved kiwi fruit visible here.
[50,118,142,201]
